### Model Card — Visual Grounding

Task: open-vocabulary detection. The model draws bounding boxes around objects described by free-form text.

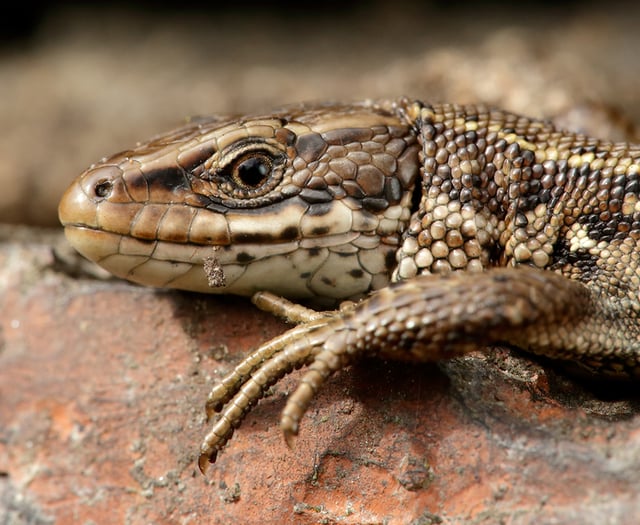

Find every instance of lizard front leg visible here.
[199,264,635,473]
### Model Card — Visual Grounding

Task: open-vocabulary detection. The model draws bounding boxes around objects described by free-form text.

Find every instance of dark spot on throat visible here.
[236,252,255,263]
[311,226,330,236]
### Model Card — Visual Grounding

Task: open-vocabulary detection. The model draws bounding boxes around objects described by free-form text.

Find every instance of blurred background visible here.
[1,0,639,227]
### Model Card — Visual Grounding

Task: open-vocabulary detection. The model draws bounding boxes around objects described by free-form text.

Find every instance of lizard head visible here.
[58,101,420,300]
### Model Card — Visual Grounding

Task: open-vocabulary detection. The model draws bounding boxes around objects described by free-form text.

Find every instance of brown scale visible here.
[56,97,640,473]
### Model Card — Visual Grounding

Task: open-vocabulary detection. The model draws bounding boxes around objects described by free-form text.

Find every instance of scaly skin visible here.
[58,98,640,473]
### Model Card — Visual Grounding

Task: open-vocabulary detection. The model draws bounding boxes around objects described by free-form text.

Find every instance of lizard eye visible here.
[211,141,286,199]
[231,153,273,189]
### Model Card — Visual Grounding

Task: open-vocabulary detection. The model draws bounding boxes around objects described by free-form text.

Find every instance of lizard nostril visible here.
[94,179,113,198]
[78,165,122,203]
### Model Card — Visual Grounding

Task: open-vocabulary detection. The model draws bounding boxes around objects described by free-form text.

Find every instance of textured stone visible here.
[1,227,640,524]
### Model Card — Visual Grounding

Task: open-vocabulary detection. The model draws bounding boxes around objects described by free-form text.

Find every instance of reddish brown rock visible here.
[1,228,640,524]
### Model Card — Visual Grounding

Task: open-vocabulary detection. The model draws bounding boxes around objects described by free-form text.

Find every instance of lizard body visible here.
[57,98,640,472]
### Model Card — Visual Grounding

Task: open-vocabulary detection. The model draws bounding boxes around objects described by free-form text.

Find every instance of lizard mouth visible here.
[62,224,376,300]
[61,225,216,292]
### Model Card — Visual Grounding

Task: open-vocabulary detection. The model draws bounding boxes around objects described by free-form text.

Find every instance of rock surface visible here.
[2,229,640,524]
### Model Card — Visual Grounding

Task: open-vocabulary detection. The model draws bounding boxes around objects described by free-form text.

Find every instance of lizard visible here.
[57,97,640,474]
